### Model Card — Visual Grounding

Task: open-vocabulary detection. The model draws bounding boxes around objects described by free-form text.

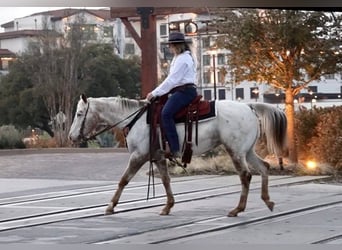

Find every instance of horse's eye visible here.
[77,113,83,117]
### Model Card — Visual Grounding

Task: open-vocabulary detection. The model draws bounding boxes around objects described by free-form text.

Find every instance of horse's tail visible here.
[248,103,287,156]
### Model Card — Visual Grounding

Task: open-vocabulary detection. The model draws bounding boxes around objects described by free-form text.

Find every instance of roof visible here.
[0,48,16,57]
[1,8,112,28]
[0,30,59,40]
[33,8,112,21]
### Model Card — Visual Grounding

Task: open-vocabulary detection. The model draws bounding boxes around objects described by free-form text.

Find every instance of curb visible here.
[0,147,129,156]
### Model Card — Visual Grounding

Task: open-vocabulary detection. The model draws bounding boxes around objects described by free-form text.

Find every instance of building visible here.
[0,8,341,108]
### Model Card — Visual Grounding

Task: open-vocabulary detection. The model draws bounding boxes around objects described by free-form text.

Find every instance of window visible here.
[236,88,244,100]
[160,43,173,60]
[125,28,132,37]
[103,26,113,38]
[203,89,212,100]
[202,37,210,48]
[203,71,211,84]
[71,24,97,40]
[160,24,168,37]
[325,73,335,79]
[217,71,225,84]
[308,86,317,94]
[125,43,135,54]
[250,87,259,100]
[203,55,210,66]
[218,89,226,100]
[217,54,225,65]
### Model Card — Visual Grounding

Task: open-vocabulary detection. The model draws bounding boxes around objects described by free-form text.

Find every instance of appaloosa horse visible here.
[69,94,287,217]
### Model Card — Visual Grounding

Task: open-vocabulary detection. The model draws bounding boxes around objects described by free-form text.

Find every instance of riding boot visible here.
[164,142,181,159]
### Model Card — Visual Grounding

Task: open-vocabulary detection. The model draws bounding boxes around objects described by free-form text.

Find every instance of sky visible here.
[0,7,104,32]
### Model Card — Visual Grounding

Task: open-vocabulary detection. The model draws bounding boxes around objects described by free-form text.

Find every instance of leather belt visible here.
[170,83,196,94]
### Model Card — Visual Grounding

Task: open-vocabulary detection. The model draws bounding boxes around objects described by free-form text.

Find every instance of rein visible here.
[78,99,156,200]
[79,101,148,142]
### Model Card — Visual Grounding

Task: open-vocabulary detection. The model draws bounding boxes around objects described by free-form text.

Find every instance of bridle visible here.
[78,100,148,143]
[78,101,91,142]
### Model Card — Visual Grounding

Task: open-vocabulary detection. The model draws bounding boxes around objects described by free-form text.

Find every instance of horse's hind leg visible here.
[246,150,274,212]
[228,154,252,217]
[154,159,174,215]
[105,152,147,215]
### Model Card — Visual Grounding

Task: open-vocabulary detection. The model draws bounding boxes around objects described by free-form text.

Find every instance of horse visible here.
[68,94,287,217]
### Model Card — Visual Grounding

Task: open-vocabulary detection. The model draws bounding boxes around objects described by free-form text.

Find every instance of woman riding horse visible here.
[146,32,197,159]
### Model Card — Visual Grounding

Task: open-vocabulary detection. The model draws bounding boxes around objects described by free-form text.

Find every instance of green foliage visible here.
[80,44,141,98]
[212,9,342,87]
[0,43,141,137]
[211,8,342,163]
[0,125,26,149]
[0,63,53,136]
[295,106,342,171]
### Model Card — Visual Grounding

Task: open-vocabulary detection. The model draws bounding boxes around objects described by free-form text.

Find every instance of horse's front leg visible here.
[155,159,174,215]
[105,152,147,215]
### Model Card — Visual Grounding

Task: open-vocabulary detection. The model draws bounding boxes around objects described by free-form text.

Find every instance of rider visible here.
[146,32,197,159]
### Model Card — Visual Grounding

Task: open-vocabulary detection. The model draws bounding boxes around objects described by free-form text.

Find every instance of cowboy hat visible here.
[167,32,192,43]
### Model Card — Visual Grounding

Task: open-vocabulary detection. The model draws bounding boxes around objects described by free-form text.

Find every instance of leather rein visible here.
[78,101,148,142]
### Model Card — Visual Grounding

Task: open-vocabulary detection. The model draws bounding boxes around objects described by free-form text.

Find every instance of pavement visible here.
[0,148,341,246]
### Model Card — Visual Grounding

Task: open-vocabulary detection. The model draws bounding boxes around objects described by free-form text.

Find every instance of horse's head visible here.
[68,94,99,143]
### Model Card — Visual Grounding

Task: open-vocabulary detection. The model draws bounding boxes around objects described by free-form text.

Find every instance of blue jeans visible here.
[161,86,197,154]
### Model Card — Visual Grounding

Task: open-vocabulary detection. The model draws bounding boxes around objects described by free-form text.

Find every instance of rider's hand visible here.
[146,92,154,103]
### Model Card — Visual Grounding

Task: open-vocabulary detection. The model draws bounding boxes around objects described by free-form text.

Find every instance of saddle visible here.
[148,94,211,164]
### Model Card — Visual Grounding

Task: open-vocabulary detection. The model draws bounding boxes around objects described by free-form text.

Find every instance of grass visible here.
[166,149,340,181]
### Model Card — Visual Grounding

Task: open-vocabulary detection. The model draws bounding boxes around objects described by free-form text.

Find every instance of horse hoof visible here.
[267,201,275,211]
[227,210,238,217]
[104,209,114,215]
[159,209,170,215]
[104,205,114,215]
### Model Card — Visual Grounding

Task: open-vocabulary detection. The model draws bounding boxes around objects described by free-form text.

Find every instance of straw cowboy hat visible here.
[167,32,192,43]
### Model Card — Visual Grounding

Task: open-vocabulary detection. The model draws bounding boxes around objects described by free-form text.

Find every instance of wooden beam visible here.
[120,17,142,48]
[138,8,158,98]
[110,7,208,18]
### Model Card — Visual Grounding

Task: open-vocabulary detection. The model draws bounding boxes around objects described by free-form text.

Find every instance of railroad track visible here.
[0,175,284,231]
[0,175,338,244]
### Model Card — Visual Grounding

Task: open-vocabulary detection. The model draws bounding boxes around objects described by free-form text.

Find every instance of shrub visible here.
[0,125,26,149]
[295,106,342,172]
[309,106,342,171]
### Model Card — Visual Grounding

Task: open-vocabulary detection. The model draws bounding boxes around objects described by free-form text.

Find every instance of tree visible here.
[210,9,342,163]
[0,17,141,146]
[80,44,141,99]
[0,58,54,137]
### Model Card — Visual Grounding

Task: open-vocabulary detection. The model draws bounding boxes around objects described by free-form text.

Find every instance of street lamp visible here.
[308,90,315,109]
[252,88,259,102]
[311,98,316,108]
[275,91,280,108]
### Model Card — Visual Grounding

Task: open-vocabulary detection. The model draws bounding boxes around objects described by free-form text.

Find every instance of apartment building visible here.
[0,8,341,108]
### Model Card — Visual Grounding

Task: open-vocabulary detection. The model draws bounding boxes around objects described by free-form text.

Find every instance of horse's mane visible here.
[88,96,146,113]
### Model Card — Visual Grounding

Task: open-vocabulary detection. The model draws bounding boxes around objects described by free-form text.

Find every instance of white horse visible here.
[69,94,287,217]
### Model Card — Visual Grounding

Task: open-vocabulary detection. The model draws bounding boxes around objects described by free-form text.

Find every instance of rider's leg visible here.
[161,87,197,156]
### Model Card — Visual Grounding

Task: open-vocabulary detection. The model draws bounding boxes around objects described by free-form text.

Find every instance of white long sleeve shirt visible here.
[151,51,196,97]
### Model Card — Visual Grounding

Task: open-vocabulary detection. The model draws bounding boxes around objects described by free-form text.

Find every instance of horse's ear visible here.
[81,94,87,103]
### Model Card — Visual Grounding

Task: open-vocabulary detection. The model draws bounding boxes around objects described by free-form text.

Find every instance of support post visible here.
[137,7,158,98]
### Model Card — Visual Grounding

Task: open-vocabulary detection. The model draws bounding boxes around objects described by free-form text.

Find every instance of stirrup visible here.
[168,157,188,173]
